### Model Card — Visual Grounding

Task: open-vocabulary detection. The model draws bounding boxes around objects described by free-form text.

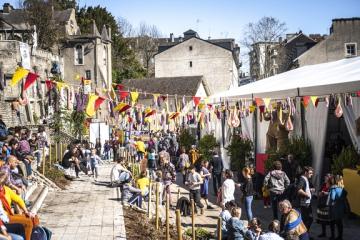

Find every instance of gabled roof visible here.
[0,9,28,30]
[101,25,110,41]
[284,32,316,45]
[53,9,73,23]
[121,76,211,96]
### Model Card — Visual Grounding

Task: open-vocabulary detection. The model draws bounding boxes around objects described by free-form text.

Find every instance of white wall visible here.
[155,38,238,94]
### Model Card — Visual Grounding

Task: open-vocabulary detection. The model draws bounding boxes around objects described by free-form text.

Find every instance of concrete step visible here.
[29,185,49,214]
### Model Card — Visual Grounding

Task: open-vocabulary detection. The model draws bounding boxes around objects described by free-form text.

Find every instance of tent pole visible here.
[297,88,306,138]
[252,94,257,169]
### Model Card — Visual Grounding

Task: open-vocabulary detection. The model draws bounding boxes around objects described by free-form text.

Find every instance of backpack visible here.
[176,196,191,216]
[0,122,8,138]
[32,226,51,240]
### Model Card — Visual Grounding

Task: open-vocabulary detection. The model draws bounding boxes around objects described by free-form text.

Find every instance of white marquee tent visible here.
[210,57,360,187]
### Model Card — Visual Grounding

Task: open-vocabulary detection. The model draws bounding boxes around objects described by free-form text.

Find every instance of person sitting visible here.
[219,200,237,240]
[121,175,143,208]
[0,171,36,240]
[227,207,246,240]
[279,200,308,240]
[259,220,284,240]
[0,156,26,198]
[62,146,81,178]
[8,140,31,180]
[245,218,262,240]
[136,171,150,198]
[110,158,131,186]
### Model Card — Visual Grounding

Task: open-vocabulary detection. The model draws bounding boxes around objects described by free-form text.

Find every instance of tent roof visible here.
[211,56,360,99]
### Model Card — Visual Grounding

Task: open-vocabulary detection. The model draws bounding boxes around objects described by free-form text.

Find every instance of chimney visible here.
[170,33,174,42]
[3,3,13,13]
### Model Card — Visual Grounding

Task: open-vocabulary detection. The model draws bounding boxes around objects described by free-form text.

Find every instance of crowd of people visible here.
[105,129,349,240]
[0,116,50,240]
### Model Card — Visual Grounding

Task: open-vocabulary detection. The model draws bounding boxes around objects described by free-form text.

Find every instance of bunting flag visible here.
[114,102,131,113]
[130,91,139,104]
[198,103,205,110]
[86,94,99,117]
[357,91,360,97]
[110,86,117,100]
[56,81,68,90]
[119,91,129,100]
[249,105,256,113]
[263,98,271,108]
[169,112,180,120]
[145,108,156,117]
[10,67,29,87]
[193,97,201,107]
[255,98,263,107]
[23,72,39,91]
[302,96,311,108]
[116,84,124,91]
[45,80,54,90]
[310,96,318,107]
[94,96,105,111]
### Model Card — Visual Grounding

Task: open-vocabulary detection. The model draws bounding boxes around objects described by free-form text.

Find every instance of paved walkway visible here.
[39,164,126,240]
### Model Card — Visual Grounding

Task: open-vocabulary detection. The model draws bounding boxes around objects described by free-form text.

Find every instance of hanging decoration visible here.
[119,91,129,100]
[94,96,105,111]
[86,94,99,117]
[114,102,131,113]
[310,96,318,107]
[10,67,29,87]
[23,72,39,91]
[193,96,201,107]
[263,98,271,109]
[302,96,311,108]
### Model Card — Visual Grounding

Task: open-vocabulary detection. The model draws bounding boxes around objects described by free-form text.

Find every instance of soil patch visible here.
[124,206,177,240]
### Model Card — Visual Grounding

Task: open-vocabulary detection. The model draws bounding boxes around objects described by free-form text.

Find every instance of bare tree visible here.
[135,22,161,77]
[117,17,135,38]
[242,17,287,80]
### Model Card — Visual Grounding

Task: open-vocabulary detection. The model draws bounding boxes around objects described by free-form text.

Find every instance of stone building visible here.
[0,3,112,126]
[295,18,360,66]
[154,30,240,94]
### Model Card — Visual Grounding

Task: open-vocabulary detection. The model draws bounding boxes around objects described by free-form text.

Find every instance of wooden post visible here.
[191,199,195,240]
[55,142,58,163]
[177,188,181,202]
[155,182,160,230]
[217,217,222,240]
[60,143,63,161]
[166,193,170,240]
[176,209,182,240]
[42,147,45,175]
[49,143,52,166]
[147,183,152,218]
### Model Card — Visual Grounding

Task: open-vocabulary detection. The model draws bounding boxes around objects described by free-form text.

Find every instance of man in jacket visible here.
[264,161,290,220]
[210,149,223,195]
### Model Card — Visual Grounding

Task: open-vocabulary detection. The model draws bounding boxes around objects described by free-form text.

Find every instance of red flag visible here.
[23,72,39,91]
[119,91,129,100]
[161,95,167,101]
[357,91,360,97]
[45,79,54,90]
[117,84,124,91]
[94,96,105,111]
[255,98,263,107]
[193,97,201,107]
[302,96,311,108]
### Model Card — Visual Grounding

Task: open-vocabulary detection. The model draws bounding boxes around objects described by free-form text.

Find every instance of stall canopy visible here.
[211,56,360,99]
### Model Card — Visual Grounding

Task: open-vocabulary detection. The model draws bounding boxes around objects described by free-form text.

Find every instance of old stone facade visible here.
[0,3,112,126]
[0,40,62,127]
[296,18,360,66]
[155,30,240,94]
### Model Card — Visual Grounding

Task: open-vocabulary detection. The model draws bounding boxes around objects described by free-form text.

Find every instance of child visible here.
[219,200,237,239]
[227,207,246,240]
[245,218,262,240]
[90,148,101,181]
[262,185,270,208]
[136,171,150,197]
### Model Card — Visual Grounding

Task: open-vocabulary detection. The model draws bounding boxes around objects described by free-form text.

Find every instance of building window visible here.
[74,44,84,65]
[189,46,193,51]
[85,70,91,80]
[345,43,357,57]
[189,61,192,67]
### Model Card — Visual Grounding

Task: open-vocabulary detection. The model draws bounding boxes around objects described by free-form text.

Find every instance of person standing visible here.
[222,170,240,206]
[186,165,204,215]
[316,174,332,238]
[263,160,290,220]
[95,138,102,157]
[295,166,314,231]
[241,167,255,221]
[200,160,213,209]
[328,175,347,240]
[178,147,190,184]
[90,148,101,181]
[210,149,223,195]
[160,155,176,207]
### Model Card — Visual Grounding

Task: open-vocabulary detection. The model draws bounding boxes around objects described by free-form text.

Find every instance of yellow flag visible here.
[263,98,271,108]
[130,91,139,104]
[310,96,318,107]
[10,67,29,87]
[249,105,256,113]
[86,94,99,117]
[56,81,68,90]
